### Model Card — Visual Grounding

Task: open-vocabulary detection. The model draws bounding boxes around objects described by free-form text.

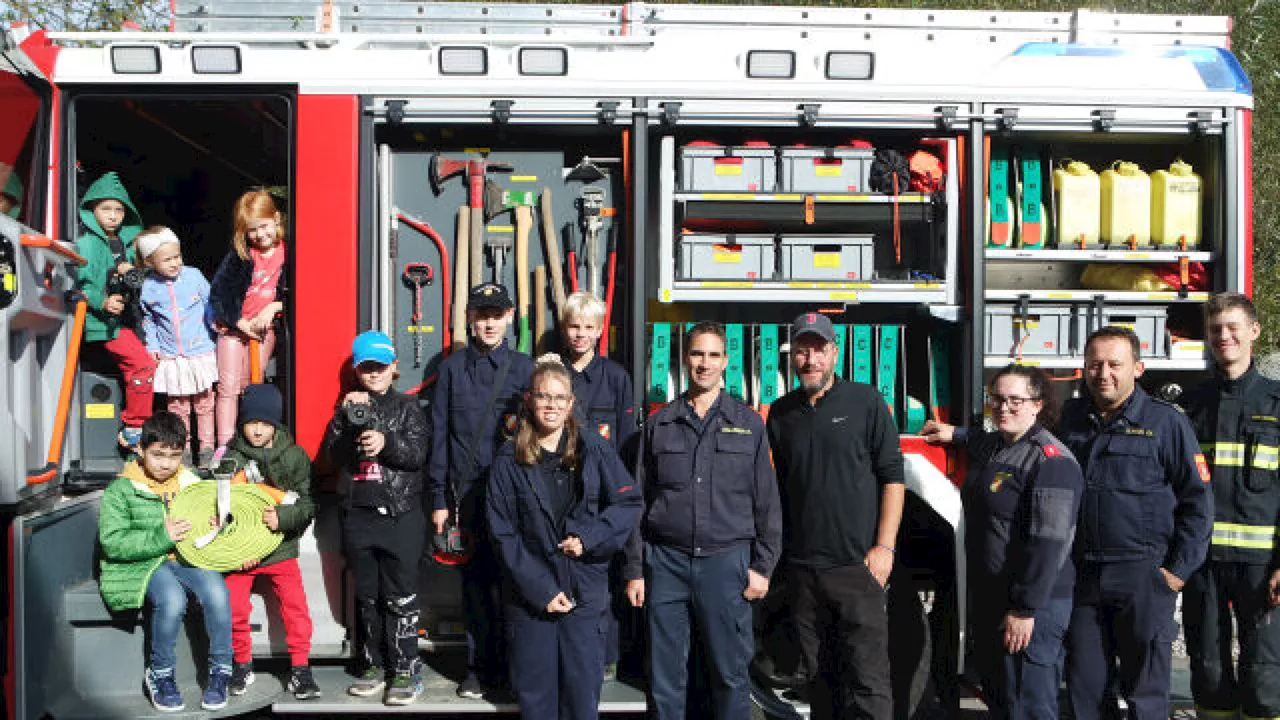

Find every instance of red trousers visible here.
[101,328,156,428]
[224,558,314,666]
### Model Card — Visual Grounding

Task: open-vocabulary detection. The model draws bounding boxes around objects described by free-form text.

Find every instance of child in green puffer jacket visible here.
[97,411,233,713]
[219,383,321,701]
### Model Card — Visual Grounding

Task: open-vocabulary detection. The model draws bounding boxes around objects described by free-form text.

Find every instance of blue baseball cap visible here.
[351,331,397,367]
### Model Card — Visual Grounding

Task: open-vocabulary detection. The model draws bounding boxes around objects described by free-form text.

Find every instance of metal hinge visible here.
[996,107,1018,132]
[491,99,514,125]
[1189,111,1214,134]
[661,101,682,125]
[384,99,407,125]
[935,105,958,132]
[1092,108,1116,132]
[799,103,821,127]
[598,101,620,125]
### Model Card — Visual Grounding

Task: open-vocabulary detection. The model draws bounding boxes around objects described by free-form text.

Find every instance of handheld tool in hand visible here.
[402,262,434,368]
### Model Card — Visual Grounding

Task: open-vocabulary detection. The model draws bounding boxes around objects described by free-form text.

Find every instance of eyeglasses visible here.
[988,394,1039,410]
[531,392,571,407]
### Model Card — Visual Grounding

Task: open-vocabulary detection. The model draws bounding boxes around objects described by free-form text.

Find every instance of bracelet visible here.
[873,544,896,554]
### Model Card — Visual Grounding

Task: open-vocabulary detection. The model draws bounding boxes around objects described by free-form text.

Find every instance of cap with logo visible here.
[351,330,397,367]
[791,311,837,344]
[468,282,514,310]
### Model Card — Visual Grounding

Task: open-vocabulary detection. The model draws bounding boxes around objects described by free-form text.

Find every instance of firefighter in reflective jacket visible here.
[1059,326,1213,720]
[1179,293,1280,720]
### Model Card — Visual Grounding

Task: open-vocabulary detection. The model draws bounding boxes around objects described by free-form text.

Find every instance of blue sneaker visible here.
[144,667,184,713]
[202,666,231,711]
[118,426,143,449]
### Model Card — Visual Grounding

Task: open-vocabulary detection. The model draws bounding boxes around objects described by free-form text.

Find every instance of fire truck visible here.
[0,2,1254,717]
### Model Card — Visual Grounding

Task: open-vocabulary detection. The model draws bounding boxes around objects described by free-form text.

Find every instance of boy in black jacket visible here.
[321,331,429,706]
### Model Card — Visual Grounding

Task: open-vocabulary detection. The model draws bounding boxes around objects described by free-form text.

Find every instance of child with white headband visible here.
[136,226,219,466]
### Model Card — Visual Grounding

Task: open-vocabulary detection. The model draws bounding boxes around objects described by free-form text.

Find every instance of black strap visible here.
[452,353,513,515]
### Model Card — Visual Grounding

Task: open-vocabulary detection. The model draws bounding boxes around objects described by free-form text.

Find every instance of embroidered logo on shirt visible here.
[1195,453,1211,483]
[503,413,518,437]
[990,471,1012,493]
[598,423,611,440]
[832,416,848,424]
[1123,427,1155,437]
[719,426,752,435]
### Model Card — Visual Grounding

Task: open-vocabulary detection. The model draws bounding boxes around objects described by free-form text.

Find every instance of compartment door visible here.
[982,103,1226,135]
[0,43,81,505]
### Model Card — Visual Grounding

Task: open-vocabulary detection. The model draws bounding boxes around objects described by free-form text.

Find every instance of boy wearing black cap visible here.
[221,383,321,701]
[428,282,533,698]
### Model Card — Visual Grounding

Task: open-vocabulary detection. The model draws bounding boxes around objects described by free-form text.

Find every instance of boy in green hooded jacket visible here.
[75,171,157,447]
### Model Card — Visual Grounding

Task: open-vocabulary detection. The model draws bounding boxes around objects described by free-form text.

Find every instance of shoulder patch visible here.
[1195,453,1211,483]
[1042,445,1060,458]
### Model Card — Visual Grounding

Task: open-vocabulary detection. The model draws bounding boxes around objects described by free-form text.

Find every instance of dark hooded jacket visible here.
[74,172,144,342]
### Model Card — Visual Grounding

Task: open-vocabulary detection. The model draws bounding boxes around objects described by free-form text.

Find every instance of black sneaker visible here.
[384,673,423,706]
[456,672,485,699]
[228,662,255,696]
[288,665,322,700]
[348,666,386,697]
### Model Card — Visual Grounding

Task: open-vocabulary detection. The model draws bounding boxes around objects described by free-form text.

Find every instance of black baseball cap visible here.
[791,311,837,344]
[468,282,514,310]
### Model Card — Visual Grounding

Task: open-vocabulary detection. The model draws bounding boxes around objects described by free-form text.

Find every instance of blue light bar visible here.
[1012,43,1251,95]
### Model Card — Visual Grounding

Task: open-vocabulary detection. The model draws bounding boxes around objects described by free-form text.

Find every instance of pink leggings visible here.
[215,329,276,446]
[169,389,216,450]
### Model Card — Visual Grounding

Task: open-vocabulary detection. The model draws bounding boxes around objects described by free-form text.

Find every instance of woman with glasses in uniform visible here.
[921,364,1085,720]
[486,354,643,720]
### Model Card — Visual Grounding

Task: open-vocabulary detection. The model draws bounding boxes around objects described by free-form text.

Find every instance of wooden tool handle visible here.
[535,265,548,355]
[539,189,567,312]
[515,205,533,353]
[469,206,484,288]
[453,207,470,351]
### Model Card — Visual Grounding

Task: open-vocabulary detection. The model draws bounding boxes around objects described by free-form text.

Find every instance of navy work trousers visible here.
[645,542,753,720]
[1066,560,1179,720]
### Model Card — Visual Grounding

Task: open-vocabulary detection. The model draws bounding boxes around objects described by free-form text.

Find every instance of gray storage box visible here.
[679,144,777,193]
[1091,305,1170,358]
[779,146,874,193]
[779,234,874,281]
[985,304,1084,357]
[678,233,776,281]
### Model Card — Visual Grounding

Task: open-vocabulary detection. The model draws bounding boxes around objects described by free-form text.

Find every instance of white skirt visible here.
[154,352,219,395]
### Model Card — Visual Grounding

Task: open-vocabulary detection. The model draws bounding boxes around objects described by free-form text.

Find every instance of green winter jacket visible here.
[75,172,144,343]
[97,461,203,612]
[223,424,315,567]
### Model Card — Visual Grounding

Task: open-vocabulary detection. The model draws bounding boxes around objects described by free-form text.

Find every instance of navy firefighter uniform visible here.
[1060,385,1213,720]
[428,336,533,685]
[487,428,643,720]
[955,423,1084,720]
[1181,362,1280,720]
[623,390,782,720]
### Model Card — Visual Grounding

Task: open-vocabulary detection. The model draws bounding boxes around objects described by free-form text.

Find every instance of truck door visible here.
[0,36,81,508]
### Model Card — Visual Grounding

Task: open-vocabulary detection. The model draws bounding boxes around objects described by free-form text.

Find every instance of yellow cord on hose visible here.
[171,482,283,572]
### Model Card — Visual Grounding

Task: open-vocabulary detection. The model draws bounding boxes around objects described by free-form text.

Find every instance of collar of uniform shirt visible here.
[467,338,508,368]
[569,353,601,381]
[1089,384,1146,428]
[682,390,725,428]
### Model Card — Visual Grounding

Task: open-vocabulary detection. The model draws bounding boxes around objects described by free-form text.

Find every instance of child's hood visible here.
[79,172,143,243]
[119,458,202,496]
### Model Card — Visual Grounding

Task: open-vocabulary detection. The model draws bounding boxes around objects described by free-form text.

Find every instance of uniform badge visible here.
[597,423,611,440]
[1042,445,1060,458]
[990,471,1012,493]
[1195,453,1211,483]
[503,412,518,436]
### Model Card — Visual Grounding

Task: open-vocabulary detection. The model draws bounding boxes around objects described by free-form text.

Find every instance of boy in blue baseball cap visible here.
[320,330,430,705]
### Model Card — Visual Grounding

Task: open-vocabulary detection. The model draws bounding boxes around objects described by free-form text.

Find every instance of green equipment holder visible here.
[725,324,746,401]
[649,323,672,405]
[852,325,874,385]
[757,324,780,406]
[877,325,900,422]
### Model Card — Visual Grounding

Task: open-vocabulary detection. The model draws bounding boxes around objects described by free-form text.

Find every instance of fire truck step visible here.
[272,659,649,715]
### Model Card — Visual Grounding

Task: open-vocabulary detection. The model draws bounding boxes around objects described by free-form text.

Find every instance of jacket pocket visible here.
[651,430,691,489]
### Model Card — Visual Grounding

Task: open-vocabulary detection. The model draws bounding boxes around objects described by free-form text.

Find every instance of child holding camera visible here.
[321,331,430,706]
[74,171,156,448]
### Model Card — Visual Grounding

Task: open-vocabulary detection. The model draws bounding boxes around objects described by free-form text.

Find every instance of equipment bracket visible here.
[996,107,1018,131]
[491,99,514,125]
[1092,108,1116,132]
[598,100,620,125]
[661,101,682,125]
[799,103,821,127]
[935,105,958,132]
[1190,111,1214,135]
[385,99,407,125]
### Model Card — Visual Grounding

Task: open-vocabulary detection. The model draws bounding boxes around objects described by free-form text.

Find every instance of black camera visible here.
[106,267,143,299]
[344,401,378,433]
